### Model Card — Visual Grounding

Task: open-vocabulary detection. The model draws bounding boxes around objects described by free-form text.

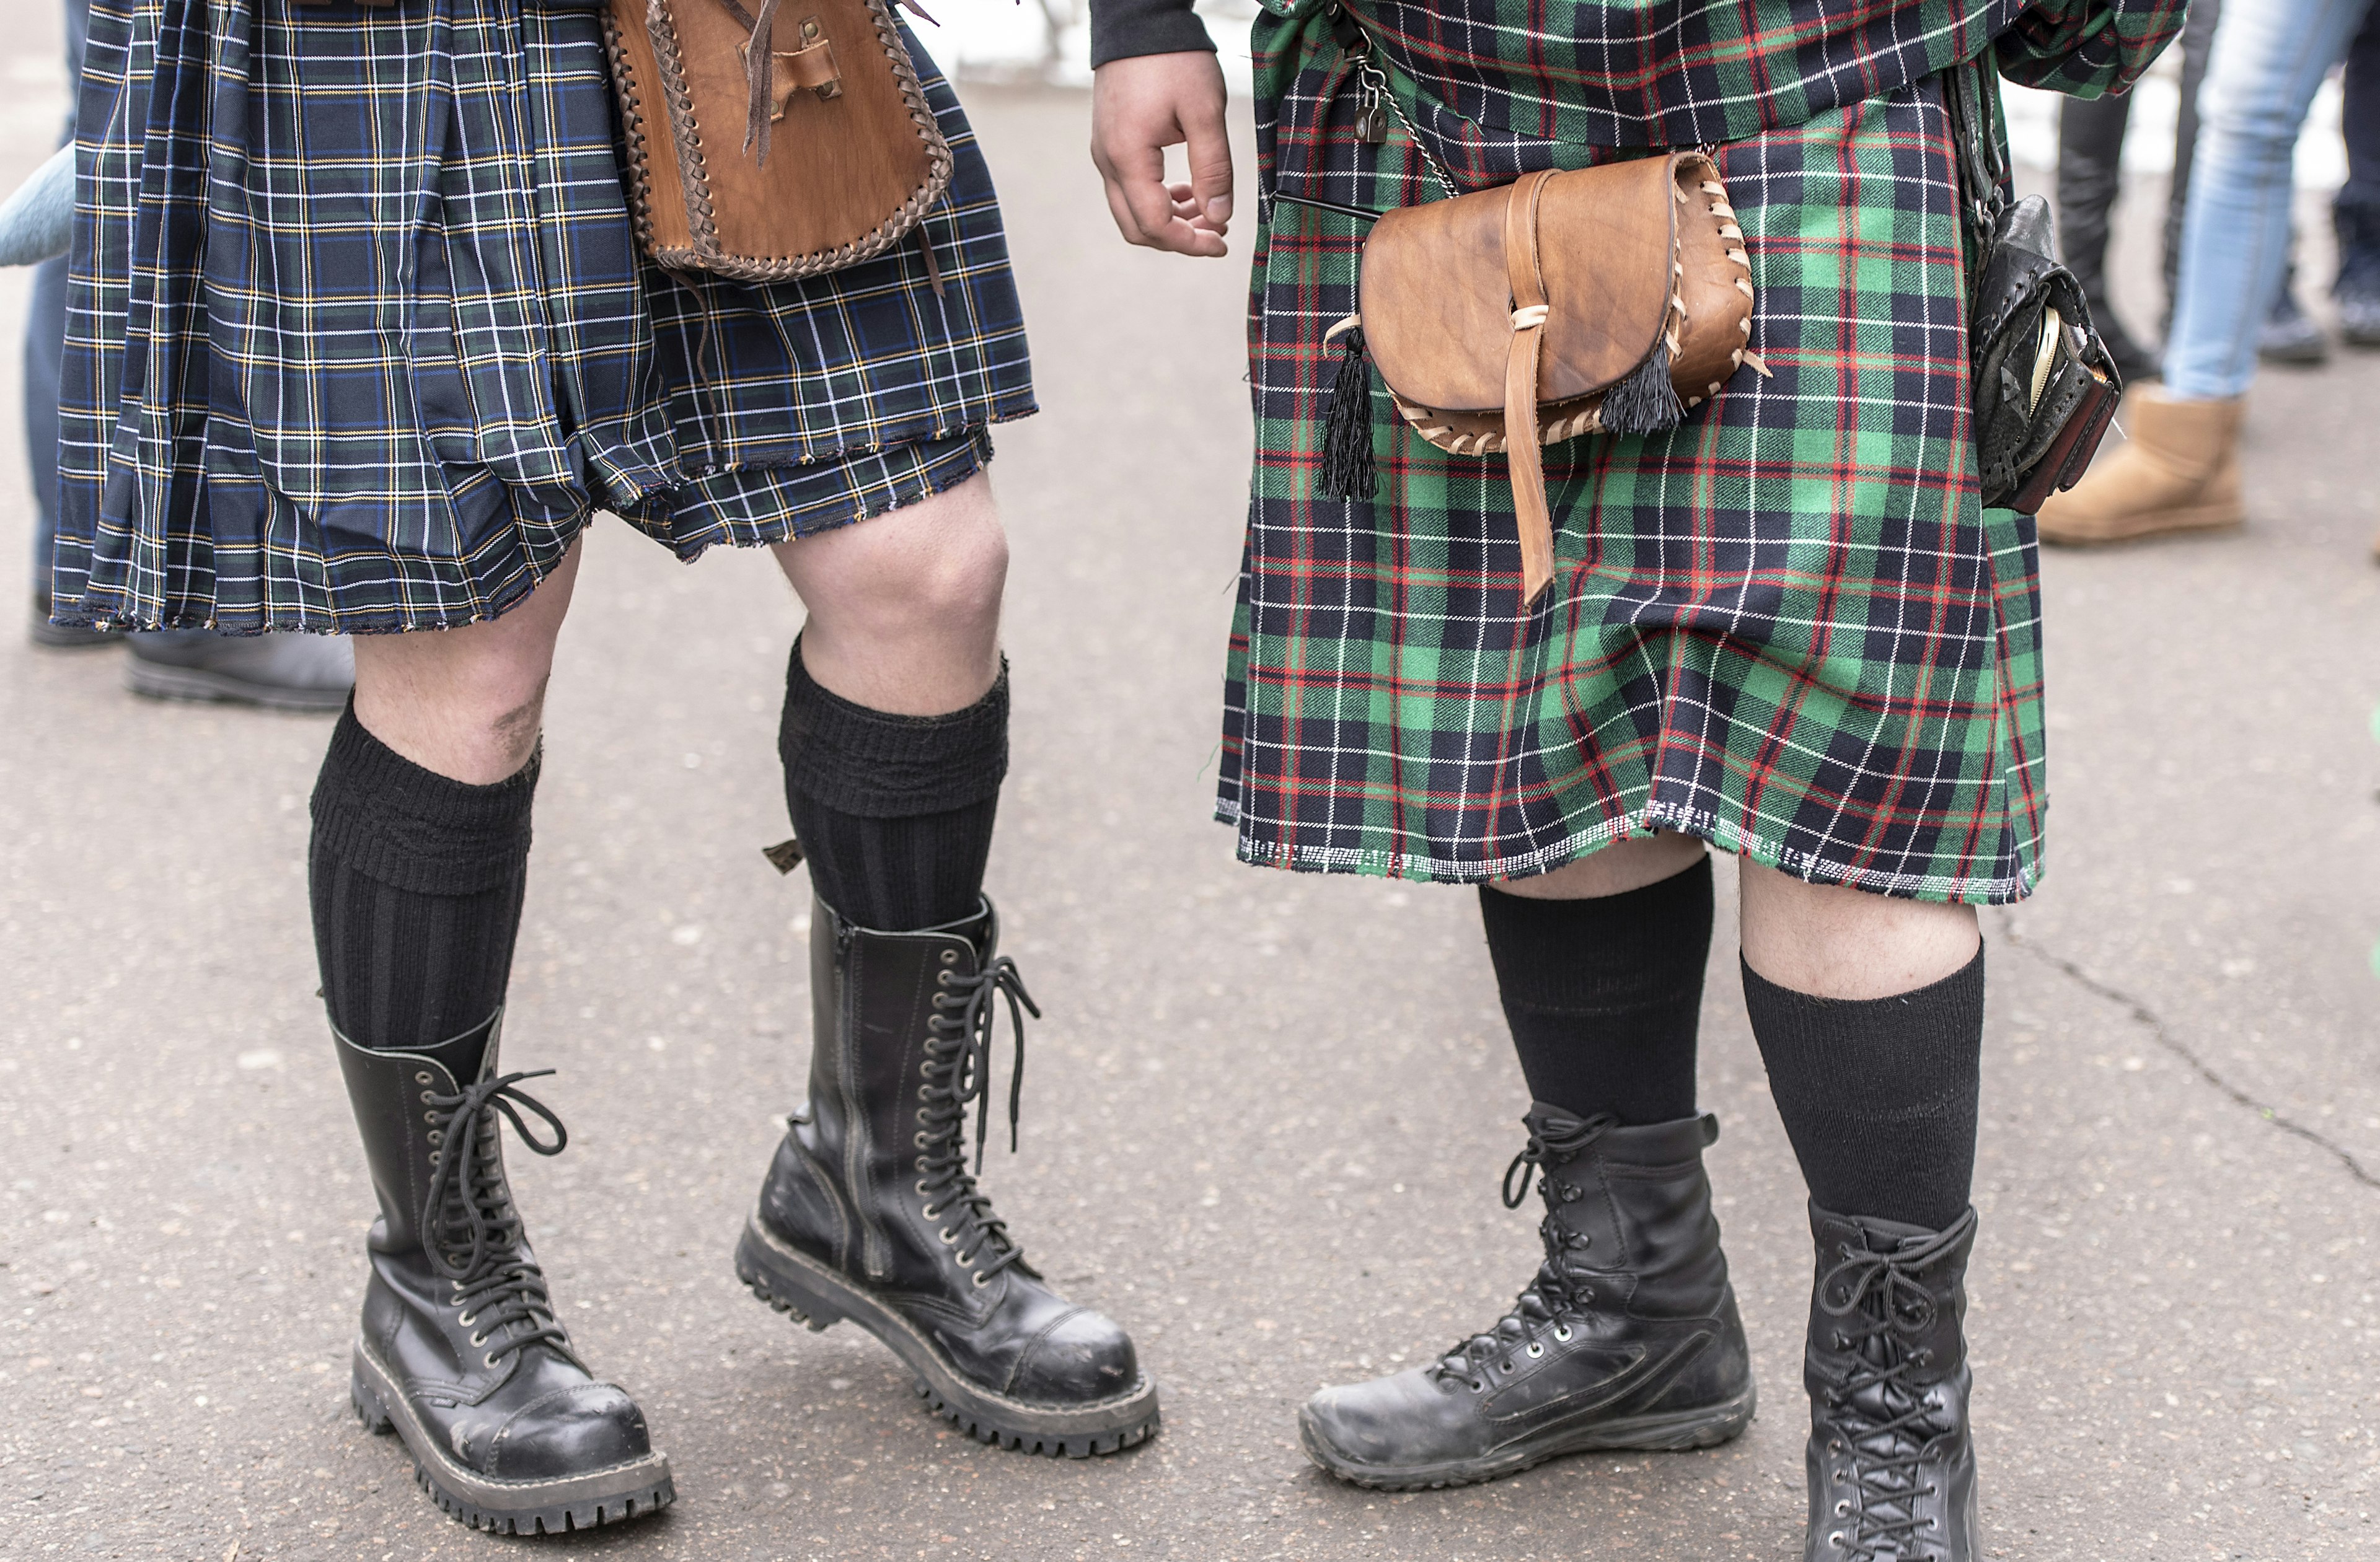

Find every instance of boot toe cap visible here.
[1009,1307,1141,1405]
[485,1382,654,1481]
[1301,1368,1477,1470]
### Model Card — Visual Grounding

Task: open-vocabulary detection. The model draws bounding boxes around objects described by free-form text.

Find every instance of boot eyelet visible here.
[938,1227,957,1245]
[940,950,958,964]
[415,1072,432,1085]
[457,1311,477,1328]
[420,1091,434,1104]
[1499,1360,1513,1373]
[469,1330,488,1348]
[914,1132,929,1147]
[1834,1500,1850,1516]
[1553,1325,1572,1342]
[917,1109,928,1124]
[1827,1534,1843,1548]
[426,1130,443,1144]
[423,1113,438,1125]
[935,971,953,986]
[484,1353,501,1369]
[920,1204,938,1221]
[918,1086,931,1101]
[1525,1342,1543,1358]
[972,1272,990,1289]
[956,1251,974,1269]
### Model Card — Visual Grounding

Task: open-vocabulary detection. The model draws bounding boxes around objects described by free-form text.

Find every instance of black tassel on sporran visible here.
[1597,337,1685,436]
[1318,325,1377,500]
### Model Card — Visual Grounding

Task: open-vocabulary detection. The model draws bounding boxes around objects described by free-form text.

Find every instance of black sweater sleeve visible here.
[1088,0,1216,68]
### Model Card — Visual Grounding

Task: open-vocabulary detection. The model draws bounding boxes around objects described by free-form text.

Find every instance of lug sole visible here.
[123,657,349,713]
[349,1340,674,1535]
[2038,501,2244,546]
[735,1211,1160,1459]
[1299,1381,1757,1493]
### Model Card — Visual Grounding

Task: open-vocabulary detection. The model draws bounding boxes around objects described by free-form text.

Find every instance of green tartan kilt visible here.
[1218,12,2047,905]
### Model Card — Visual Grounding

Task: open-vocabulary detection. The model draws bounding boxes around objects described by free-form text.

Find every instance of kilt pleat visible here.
[53,0,1034,634]
[1219,11,2047,905]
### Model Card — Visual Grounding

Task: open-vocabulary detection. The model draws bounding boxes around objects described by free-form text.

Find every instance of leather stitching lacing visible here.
[418,1071,578,1371]
[915,954,1041,1283]
[1427,1110,1621,1392]
[1815,1209,1981,1561]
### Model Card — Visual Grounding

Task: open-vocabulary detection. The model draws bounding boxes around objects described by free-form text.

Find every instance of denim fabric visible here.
[21,0,82,577]
[2166,0,2379,397]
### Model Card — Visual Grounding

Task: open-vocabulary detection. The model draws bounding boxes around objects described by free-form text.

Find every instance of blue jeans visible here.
[23,0,84,586]
[2166,0,2378,397]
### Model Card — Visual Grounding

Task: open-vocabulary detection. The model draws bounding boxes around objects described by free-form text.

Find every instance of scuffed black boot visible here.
[337,1015,672,1533]
[1803,1204,1981,1562]
[736,895,1158,1455]
[1298,1108,1755,1491]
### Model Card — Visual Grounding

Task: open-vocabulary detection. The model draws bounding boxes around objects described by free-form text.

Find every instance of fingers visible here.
[1089,52,1236,258]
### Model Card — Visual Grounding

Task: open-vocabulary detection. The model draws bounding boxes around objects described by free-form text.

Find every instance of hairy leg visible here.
[1738,862,1978,999]
[770,471,1007,715]
[349,542,583,784]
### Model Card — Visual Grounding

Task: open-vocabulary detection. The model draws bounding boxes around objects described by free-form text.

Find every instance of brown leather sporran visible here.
[604,0,952,281]
[1341,153,1762,604]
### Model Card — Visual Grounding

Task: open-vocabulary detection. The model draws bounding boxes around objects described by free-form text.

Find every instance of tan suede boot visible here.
[2035,385,2245,545]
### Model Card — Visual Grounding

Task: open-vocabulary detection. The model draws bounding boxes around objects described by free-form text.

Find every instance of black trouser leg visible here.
[2057,92,2159,381]
[1478,854,1713,1125]
[778,639,1006,931]
[309,703,537,1050]
[1742,945,1984,1232]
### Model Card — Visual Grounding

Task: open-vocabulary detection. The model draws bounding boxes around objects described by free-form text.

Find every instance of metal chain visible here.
[1351,45,1459,200]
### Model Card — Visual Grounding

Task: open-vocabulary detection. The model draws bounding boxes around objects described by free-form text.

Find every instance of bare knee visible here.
[1739,864,1979,1000]
[1494,831,1706,900]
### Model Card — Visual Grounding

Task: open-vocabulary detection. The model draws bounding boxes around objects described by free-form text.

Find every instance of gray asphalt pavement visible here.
[3,24,2378,1562]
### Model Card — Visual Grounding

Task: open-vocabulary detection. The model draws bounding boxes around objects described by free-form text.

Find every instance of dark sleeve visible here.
[1088,0,1216,68]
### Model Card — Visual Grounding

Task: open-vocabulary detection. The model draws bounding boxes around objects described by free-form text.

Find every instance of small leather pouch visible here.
[1944,60,2122,511]
[604,0,952,282]
[1328,154,1761,604]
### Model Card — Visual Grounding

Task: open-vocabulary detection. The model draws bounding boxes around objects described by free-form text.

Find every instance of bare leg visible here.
[1489,830,1707,900]
[770,472,1007,714]
[349,543,584,783]
[1738,863,1978,999]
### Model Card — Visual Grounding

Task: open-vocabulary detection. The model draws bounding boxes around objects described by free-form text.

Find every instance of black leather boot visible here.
[2055,94,2159,385]
[337,1015,671,1533]
[1298,1108,1755,1491]
[735,895,1158,1455]
[1802,1204,1981,1562]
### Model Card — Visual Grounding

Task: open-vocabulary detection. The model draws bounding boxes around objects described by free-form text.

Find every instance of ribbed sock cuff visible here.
[778,639,1008,818]
[308,702,539,896]
[1744,944,1985,1232]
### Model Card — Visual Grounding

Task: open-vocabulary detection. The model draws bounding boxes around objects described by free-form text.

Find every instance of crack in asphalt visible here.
[2001,921,2380,1191]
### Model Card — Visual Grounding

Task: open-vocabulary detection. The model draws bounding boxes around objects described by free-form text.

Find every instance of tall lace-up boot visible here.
[337,1014,671,1533]
[1298,1107,1755,1490]
[1802,1204,1981,1562]
[735,895,1158,1455]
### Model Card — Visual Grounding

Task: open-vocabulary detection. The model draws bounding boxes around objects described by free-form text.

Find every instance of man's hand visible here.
[1091,52,1234,257]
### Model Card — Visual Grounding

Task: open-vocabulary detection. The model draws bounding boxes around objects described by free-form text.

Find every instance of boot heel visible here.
[736,1224,844,1333]
[350,1358,394,1434]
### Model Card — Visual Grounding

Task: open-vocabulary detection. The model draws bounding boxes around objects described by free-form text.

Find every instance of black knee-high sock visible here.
[309,704,538,1050]
[1478,856,1714,1125]
[1743,946,1985,1231]
[778,640,1007,932]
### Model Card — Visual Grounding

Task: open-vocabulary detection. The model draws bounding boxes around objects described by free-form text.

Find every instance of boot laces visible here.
[1427,1112,1618,1391]
[917,954,1041,1283]
[419,1070,575,1367]
[1814,1210,1979,1561]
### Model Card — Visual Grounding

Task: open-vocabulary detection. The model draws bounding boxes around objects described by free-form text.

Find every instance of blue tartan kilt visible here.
[52,0,1036,635]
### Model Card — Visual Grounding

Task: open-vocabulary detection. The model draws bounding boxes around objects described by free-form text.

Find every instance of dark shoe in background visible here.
[27,587,125,650]
[1298,1109,1756,1491]
[2258,283,2330,365]
[2336,191,2380,348]
[737,895,1158,1457]
[1801,1205,1981,1562]
[335,1016,673,1534]
[126,628,353,712]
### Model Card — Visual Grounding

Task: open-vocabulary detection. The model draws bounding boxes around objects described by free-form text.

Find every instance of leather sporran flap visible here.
[1345,152,1760,604]
[604,0,953,281]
